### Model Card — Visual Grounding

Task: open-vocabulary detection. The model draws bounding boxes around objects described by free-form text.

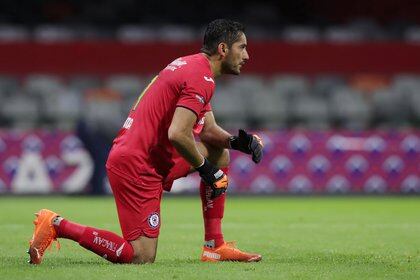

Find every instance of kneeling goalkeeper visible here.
[28,19,263,264]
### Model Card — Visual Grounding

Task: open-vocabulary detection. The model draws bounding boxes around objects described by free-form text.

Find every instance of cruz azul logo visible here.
[148,213,160,228]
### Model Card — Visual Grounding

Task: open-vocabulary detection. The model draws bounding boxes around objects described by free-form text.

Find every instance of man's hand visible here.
[229,129,264,163]
[195,158,228,198]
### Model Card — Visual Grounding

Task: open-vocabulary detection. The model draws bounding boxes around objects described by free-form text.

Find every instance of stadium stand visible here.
[0,0,418,197]
[0,21,420,42]
[0,73,419,131]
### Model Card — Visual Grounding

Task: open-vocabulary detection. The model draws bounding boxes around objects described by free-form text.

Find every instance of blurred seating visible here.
[0,22,419,42]
[116,25,159,42]
[33,25,78,42]
[410,93,420,123]
[117,24,197,43]
[157,25,196,42]
[312,75,346,98]
[281,26,320,42]
[329,87,372,129]
[371,89,410,127]
[248,88,289,129]
[68,75,103,93]
[24,74,65,98]
[0,73,418,131]
[324,25,366,42]
[0,75,20,96]
[1,94,39,129]
[212,85,248,129]
[404,26,420,42]
[290,95,329,129]
[270,75,309,100]
[391,74,420,97]
[225,74,265,93]
[83,88,124,136]
[0,25,29,42]
[244,25,277,40]
[349,74,389,95]
[105,75,144,96]
[347,19,387,40]
[105,75,145,113]
[42,89,82,130]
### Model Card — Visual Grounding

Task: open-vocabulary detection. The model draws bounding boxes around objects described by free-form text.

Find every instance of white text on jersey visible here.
[123,117,133,129]
[204,76,215,83]
[165,58,187,71]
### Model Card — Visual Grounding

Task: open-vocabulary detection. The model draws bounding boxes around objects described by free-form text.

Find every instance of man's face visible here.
[221,33,249,75]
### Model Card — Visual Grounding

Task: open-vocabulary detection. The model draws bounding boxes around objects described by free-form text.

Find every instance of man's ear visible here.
[217,43,228,57]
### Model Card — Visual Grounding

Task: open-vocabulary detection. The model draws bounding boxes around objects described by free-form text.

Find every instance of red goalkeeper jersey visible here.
[106,53,215,183]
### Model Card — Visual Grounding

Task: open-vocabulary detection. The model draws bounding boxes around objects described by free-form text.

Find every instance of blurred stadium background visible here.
[0,0,419,195]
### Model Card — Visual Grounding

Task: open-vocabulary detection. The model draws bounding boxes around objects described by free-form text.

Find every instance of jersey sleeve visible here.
[176,76,213,117]
[203,102,212,112]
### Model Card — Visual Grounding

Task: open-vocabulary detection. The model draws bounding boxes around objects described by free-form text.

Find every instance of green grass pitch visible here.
[1,196,419,279]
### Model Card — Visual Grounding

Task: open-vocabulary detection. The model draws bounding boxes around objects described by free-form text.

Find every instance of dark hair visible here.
[201,19,245,55]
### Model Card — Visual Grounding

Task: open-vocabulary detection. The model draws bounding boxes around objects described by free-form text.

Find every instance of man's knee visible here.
[207,147,230,168]
[219,148,230,167]
[194,142,230,171]
[130,236,158,264]
[131,250,156,264]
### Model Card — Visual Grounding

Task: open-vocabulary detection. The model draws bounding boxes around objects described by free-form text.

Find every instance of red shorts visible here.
[163,155,192,191]
[107,168,163,240]
[106,156,191,241]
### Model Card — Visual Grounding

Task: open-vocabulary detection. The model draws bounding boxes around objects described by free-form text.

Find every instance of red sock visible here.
[56,219,134,263]
[200,167,228,248]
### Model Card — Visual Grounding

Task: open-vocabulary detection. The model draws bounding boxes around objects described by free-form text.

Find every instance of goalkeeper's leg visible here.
[162,143,228,250]
[28,169,160,265]
[197,143,261,262]
[60,169,160,264]
[28,209,137,264]
[163,142,261,262]
[197,144,229,249]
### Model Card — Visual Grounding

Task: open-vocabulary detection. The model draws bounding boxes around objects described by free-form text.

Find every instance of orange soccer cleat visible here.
[28,209,60,264]
[201,241,262,262]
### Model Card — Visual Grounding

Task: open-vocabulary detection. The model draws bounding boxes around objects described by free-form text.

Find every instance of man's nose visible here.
[243,49,249,61]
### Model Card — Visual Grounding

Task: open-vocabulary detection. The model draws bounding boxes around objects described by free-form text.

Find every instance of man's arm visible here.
[200,111,264,164]
[168,107,204,168]
[199,111,231,149]
[169,107,228,197]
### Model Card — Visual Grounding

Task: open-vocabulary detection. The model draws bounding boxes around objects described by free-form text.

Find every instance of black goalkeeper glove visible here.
[229,129,264,163]
[195,158,228,198]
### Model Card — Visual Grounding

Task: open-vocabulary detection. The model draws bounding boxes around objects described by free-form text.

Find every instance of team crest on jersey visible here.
[148,213,160,228]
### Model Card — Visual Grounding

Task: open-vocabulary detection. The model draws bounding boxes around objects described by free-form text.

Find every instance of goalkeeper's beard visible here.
[221,60,240,75]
